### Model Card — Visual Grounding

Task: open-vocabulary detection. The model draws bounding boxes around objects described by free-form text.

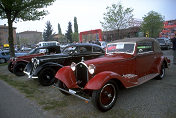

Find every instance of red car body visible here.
[55,38,170,111]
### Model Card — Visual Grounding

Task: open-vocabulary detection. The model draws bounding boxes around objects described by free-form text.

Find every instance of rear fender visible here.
[55,66,78,88]
[157,56,169,73]
[84,71,127,90]
[34,62,63,75]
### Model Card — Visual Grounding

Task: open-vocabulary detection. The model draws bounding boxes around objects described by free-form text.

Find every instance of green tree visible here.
[100,3,134,39]
[65,22,73,43]
[141,11,164,38]
[0,0,55,57]
[43,21,55,41]
[58,23,62,35]
[72,17,79,42]
[74,17,78,33]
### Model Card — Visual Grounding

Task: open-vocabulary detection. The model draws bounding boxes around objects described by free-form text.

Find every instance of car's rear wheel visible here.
[0,58,6,64]
[92,80,118,112]
[13,62,26,76]
[58,80,70,95]
[38,67,56,86]
[156,63,165,80]
[8,62,13,73]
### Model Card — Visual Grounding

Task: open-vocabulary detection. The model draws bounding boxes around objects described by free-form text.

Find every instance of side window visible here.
[93,46,102,53]
[1,52,5,56]
[39,49,47,53]
[3,52,10,55]
[137,41,153,54]
[79,46,91,53]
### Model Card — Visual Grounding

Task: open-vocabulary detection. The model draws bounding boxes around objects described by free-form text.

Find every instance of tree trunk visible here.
[7,18,15,57]
[117,28,120,40]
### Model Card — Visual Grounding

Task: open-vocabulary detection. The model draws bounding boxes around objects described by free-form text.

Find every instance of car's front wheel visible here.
[92,80,118,112]
[13,62,26,76]
[38,67,56,86]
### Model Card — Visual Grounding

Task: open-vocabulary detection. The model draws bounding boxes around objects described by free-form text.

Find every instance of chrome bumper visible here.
[52,83,90,102]
[23,71,38,79]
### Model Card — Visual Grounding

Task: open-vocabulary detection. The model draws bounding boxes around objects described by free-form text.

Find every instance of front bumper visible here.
[52,83,90,102]
[23,62,38,79]
[23,71,38,79]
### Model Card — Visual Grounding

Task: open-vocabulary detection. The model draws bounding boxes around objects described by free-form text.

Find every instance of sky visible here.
[0,0,176,34]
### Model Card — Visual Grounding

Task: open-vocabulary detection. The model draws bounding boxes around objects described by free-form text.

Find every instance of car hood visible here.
[14,53,40,59]
[84,53,134,66]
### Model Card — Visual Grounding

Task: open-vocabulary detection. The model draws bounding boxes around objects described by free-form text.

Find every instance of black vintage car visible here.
[24,43,105,86]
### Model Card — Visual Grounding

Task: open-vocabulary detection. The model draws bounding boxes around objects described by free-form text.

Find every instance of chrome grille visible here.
[75,63,88,88]
[33,58,38,69]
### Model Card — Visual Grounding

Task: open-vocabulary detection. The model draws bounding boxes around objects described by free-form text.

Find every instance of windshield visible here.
[62,46,77,54]
[106,43,135,54]
[28,48,39,54]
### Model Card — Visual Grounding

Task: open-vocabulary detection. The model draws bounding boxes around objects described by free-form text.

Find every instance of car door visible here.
[135,41,155,78]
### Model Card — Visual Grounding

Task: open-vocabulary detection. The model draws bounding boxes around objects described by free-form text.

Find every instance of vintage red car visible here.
[54,38,170,112]
[8,45,61,76]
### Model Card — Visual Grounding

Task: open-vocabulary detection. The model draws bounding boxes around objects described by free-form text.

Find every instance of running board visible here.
[52,84,90,102]
[127,73,159,88]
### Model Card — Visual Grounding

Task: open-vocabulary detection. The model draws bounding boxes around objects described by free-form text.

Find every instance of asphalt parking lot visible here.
[0,49,176,118]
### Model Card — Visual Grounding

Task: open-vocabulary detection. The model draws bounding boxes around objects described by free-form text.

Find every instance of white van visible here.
[37,41,59,47]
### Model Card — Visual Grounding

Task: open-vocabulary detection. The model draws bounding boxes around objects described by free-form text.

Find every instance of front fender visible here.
[34,62,63,75]
[84,71,127,90]
[55,66,78,88]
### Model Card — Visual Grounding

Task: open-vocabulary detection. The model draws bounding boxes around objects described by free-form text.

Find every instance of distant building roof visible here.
[18,31,42,34]
[0,24,16,29]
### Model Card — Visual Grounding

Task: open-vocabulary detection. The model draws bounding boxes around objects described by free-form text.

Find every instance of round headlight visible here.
[88,64,95,74]
[36,59,40,65]
[71,62,76,71]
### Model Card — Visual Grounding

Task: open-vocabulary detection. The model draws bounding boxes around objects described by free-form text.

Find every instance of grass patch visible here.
[41,100,68,110]
[0,74,38,99]
[0,63,8,66]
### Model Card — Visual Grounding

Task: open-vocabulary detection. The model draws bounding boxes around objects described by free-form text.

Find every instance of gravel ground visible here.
[0,49,176,118]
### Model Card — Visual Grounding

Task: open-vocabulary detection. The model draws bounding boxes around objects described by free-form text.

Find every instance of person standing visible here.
[171,34,176,64]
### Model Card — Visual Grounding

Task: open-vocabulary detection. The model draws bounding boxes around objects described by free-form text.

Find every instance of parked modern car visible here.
[54,38,170,112]
[8,45,61,76]
[155,37,172,49]
[0,50,27,64]
[24,43,105,86]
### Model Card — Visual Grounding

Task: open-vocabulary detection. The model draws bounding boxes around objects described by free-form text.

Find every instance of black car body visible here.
[24,43,105,86]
